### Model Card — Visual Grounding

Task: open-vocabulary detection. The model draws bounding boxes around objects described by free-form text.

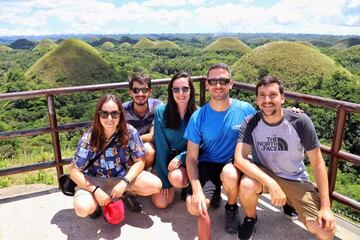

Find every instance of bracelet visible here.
[122,177,130,185]
[92,186,100,194]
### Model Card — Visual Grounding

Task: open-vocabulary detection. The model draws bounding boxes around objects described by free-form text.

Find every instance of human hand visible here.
[94,188,111,207]
[111,181,127,199]
[160,188,171,198]
[168,158,181,171]
[268,181,287,206]
[287,106,303,113]
[191,191,208,217]
[318,207,336,231]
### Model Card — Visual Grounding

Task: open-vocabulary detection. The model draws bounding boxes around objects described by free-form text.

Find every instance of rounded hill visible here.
[101,41,115,48]
[332,37,360,50]
[232,41,345,90]
[33,39,57,51]
[133,38,155,49]
[0,45,13,52]
[25,38,118,87]
[120,42,131,47]
[333,45,360,75]
[204,37,251,55]
[9,39,36,50]
[154,40,180,49]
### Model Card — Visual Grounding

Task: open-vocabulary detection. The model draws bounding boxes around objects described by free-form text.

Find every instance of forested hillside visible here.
[0,34,359,222]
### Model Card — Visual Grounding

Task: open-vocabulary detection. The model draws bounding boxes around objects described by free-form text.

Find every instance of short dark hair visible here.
[207,62,232,78]
[256,75,284,95]
[128,72,151,89]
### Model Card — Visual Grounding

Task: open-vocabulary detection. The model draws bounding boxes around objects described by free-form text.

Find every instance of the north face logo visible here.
[257,137,288,151]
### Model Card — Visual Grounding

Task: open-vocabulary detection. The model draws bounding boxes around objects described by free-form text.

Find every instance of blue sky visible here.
[0,0,359,36]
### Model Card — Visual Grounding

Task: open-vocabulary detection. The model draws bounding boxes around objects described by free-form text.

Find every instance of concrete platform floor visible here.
[0,184,359,240]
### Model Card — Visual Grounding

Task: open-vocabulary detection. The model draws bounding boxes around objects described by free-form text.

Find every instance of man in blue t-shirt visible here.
[234,76,336,240]
[184,63,256,238]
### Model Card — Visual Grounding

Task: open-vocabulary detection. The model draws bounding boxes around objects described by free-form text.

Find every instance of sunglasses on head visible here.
[207,78,231,86]
[98,110,121,119]
[131,87,150,94]
[172,86,190,94]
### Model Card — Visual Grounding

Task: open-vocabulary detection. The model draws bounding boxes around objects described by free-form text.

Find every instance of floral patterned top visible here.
[72,124,145,178]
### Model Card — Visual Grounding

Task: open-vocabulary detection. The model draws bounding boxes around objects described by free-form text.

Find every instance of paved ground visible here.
[0,184,359,240]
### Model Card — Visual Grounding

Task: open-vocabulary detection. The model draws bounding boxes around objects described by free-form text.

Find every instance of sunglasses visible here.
[207,78,231,86]
[172,87,190,94]
[131,87,150,94]
[98,110,121,119]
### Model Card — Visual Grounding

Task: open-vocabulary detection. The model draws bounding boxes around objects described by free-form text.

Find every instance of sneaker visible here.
[238,216,257,240]
[210,187,221,209]
[283,203,298,220]
[89,205,102,219]
[224,204,240,234]
[123,194,142,212]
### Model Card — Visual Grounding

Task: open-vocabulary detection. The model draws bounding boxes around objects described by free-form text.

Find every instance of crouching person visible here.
[234,76,336,240]
[70,94,162,219]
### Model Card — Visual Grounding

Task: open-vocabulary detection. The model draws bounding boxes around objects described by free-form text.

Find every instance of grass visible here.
[102,41,115,48]
[133,38,180,49]
[33,39,57,51]
[333,45,360,75]
[25,38,118,87]
[332,37,360,50]
[204,37,251,55]
[232,41,347,91]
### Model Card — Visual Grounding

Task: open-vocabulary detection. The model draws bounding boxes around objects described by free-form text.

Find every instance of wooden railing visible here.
[0,77,359,212]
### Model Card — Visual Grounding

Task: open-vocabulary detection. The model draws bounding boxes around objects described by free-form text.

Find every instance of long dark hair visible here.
[165,71,196,129]
[90,94,129,152]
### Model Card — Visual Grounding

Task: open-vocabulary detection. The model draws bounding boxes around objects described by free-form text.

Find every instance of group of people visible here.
[69,63,336,240]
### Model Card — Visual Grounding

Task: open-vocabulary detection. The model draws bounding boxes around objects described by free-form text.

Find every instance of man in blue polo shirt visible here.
[184,63,256,239]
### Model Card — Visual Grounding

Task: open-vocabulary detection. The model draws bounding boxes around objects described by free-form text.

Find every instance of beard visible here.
[261,108,277,116]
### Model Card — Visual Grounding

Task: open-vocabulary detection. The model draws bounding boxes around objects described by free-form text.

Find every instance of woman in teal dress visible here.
[151,71,197,208]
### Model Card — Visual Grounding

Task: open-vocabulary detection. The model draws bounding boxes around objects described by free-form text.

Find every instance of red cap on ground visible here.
[103,200,125,224]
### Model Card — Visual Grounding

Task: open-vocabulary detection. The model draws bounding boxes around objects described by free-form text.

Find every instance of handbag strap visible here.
[82,134,117,173]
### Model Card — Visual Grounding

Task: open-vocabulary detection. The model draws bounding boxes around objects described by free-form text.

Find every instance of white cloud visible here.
[143,0,204,8]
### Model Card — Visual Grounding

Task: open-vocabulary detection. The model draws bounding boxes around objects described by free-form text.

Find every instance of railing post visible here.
[46,95,63,181]
[199,77,206,106]
[328,106,347,198]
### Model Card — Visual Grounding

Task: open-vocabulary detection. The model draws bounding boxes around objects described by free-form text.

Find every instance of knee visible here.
[150,177,162,194]
[239,177,259,197]
[73,202,95,218]
[152,197,170,209]
[168,169,188,188]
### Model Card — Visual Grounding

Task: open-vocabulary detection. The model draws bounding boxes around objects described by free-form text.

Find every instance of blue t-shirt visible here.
[184,99,255,164]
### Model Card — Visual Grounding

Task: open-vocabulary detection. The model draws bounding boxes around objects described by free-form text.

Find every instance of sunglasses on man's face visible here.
[98,110,121,119]
[131,87,150,94]
[172,86,190,94]
[207,78,231,86]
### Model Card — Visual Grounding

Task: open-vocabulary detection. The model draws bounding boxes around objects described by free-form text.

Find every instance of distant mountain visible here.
[204,37,251,55]
[332,37,360,50]
[232,41,350,91]
[9,39,36,50]
[91,37,118,46]
[25,38,118,87]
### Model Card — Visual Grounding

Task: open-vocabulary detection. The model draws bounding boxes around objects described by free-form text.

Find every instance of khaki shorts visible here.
[259,166,320,224]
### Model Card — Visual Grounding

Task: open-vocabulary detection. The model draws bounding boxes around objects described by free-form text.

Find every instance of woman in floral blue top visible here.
[70,94,162,219]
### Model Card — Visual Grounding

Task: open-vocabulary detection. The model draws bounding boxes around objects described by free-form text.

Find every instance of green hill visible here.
[25,38,118,87]
[9,39,36,50]
[133,37,155,49]
[332,37,360,50]
[296,41,319,51]
[333,45,360,75]
[33,39,57,51]
[119,42,131,47]
[204,37,251,55]
[101,41,115,48]
[0,45,13,52]
[232,41,349,91]
[153,40,180,49]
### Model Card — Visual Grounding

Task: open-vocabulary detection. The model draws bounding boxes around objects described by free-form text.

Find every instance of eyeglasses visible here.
[131,87,150,94]
[207,78,231,86]
[98,110,121,119]
[172,87,190,94]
